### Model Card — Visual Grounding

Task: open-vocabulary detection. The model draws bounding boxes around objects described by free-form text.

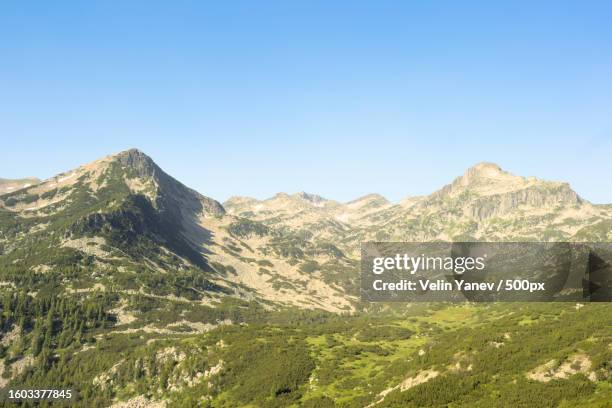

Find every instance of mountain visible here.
[0,177,40,195]
[0,149,353,313]
[0,149,223,268]
[365,162,609,243]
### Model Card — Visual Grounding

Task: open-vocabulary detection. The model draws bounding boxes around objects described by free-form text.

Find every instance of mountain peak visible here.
[293,191,326,204]
[433,162,534,198]
[461,162,506,183]
[346,193,389,207]
[110,148,150,160]
[272,192,291,200]
[347,193,386,202]
[111,148,157,178]
[450,162,524,191]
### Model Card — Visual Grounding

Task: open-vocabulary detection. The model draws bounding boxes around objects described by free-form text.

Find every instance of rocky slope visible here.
[0,177,40,195]
[0,149,353,313]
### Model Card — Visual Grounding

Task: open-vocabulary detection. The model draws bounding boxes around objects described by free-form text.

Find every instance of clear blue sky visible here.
[1,1,611,203]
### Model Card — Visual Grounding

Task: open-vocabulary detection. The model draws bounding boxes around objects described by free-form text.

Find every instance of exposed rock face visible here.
[115,148,158,179]
[423,162,582,220]
[466,184,581,221]
[527,353,599,382]
[116,148,225,217]
[109,395,166,408]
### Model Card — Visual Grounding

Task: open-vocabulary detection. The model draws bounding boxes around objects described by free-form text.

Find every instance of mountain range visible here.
[1,149,611,314]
